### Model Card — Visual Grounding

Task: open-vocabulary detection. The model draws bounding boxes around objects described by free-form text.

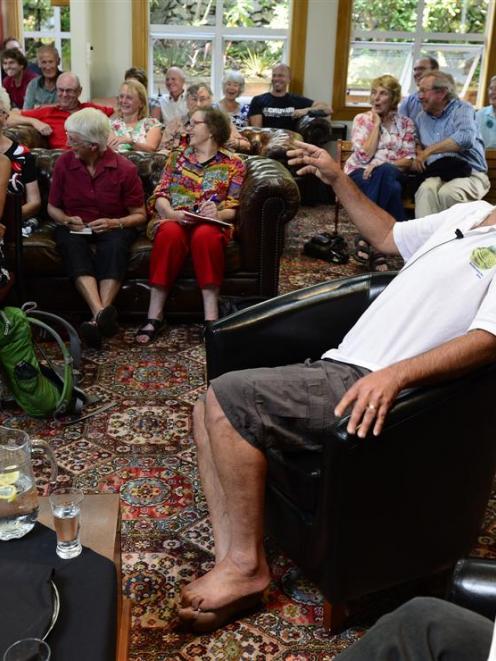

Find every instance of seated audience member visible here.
[176,140,496,632]
[151,66,188,125]
[413,70,489,218]
[136,107,245,344]
[1,48,37,109]
[1,37,41,79]
[399,56,439,121]
[218,71,249,129]
[23,44,62,109]
[345,74,416,272]
[0,96,41,228]
[108,80,162,153]
[476,75,496,148]
[334,597,493,661]
[248,63,331,130]
[158,83,199,151]
[124,67,148,89]
[6,72,114,149]
[47,108,146,348]
[196,84,251,153]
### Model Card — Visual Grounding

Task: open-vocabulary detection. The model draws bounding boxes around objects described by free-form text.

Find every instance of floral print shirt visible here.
[110,116,162,152]
[344,111,417,175]
[147,146,246,218]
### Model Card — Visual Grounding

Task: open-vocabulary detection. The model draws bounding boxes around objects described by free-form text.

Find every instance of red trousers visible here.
[149,221,228,290]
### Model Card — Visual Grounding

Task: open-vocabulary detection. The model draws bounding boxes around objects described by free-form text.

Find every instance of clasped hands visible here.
[64,216,115,233]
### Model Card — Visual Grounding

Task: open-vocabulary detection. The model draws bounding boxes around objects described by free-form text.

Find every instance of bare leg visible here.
[136,284,168,344]
[201,285,219,321]
[75,275,104,317]
[193,398,230,562]
[179,387,271,629]
[99,278,122,308]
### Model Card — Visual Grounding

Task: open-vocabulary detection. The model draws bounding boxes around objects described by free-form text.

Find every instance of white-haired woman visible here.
[0,94,41,226]
[219,70,249,129]
[47,108,146,348]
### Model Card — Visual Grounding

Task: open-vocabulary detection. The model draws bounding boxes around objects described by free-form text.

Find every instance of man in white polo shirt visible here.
[177,140,496,633]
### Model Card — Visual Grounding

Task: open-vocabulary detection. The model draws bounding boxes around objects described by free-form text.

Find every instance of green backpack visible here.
[0,306,86,418]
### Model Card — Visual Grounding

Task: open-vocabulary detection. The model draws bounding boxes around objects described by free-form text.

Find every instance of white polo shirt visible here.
[158,91,188,125]
[323,201,496,371]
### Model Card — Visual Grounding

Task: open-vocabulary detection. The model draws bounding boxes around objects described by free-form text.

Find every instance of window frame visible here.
[132,0,308,98]
[332,0,496,120]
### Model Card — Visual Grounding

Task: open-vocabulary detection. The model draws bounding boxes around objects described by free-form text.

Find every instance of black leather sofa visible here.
[3,141,300,319]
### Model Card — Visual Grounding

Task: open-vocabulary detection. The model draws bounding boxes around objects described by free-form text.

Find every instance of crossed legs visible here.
[179,386,271,630]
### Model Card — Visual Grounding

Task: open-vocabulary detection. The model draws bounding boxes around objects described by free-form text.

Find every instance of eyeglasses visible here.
[65,133,92,148]
[190,120,207,127]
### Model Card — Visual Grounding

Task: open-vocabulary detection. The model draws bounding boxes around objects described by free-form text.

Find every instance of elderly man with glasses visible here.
[412,70,489,218]
[6,72,114,149]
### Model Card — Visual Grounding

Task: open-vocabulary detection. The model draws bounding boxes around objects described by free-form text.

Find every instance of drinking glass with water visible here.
[49,487,84,559]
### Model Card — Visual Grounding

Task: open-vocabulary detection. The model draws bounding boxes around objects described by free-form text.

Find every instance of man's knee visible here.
[438,184,467,208]
[204,384,230,432]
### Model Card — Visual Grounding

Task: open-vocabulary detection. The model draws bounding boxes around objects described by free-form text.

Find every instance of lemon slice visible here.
[0,471,19,487]
[0,484,16,502]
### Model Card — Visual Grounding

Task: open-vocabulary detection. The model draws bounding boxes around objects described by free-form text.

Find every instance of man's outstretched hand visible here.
[287,140,340,186]
[334,367,403,438]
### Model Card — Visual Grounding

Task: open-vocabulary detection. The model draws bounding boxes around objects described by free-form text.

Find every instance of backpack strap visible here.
[27,317,74,416]
[21,303,82,373]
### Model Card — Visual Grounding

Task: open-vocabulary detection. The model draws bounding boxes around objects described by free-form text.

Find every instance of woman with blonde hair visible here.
[108,79,162,153]
[345,74,416,271]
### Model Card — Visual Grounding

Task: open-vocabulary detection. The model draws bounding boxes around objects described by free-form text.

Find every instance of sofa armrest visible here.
[235,156,299,293]
[206,272,396,381]
[447,558,496,621]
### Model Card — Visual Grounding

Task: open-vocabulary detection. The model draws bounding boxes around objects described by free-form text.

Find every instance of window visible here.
[22,0,71,70]
[149,0,290,99]
[333,0,496,119]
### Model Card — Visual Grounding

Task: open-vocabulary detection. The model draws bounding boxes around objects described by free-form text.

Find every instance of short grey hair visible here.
[64,108,110,150]
[421,70,457,101]
[222,70,245,94]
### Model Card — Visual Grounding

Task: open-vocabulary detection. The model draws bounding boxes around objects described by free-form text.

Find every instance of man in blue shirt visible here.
[476,75,496,148]
[399,56,439,122]
[413,70,489,218]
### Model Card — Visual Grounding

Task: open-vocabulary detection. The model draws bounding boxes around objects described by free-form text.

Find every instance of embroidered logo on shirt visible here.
[470,246,496,278]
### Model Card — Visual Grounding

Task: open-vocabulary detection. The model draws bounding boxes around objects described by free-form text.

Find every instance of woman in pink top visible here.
[345,75,416,271]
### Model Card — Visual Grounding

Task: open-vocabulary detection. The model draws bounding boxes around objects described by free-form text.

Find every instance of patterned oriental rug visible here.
[2,205,495,660]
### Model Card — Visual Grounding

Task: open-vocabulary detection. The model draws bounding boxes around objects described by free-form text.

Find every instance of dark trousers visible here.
[350,162,407,222]
[336,597,493,661]
[55,226,136,281]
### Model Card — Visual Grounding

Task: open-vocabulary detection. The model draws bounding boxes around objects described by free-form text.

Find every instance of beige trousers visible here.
[415,171,490,218]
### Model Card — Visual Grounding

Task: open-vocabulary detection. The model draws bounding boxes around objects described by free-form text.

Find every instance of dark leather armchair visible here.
[205,273,496,632]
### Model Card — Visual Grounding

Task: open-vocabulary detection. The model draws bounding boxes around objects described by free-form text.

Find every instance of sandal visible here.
[136,318,165,345]
[354,237,371,265]
[80,320,102,349]
[370,252,389,272]
[95,305,118,338]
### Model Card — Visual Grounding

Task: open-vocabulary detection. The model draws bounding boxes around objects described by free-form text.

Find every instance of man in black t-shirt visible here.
[248,64,331,131]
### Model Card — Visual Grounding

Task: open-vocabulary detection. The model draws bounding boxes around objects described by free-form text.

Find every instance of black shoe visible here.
[80,321,102,349]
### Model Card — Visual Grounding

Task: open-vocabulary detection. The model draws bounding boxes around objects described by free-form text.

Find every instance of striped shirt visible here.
[416,98,487,173]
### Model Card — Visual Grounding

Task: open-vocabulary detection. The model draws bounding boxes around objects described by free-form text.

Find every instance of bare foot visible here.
[179,554,271,623]
[178,592,264,633]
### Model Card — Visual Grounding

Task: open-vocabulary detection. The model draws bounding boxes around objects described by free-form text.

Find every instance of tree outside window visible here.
[149,0,289,100]
[346,0,489,107]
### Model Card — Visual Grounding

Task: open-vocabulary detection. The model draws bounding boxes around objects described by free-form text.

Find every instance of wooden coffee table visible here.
[38,493,130,661]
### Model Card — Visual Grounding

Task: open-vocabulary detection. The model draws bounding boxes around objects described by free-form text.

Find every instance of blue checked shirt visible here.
[416,97,487,173]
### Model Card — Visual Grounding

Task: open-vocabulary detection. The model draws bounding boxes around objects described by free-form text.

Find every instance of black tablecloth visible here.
[0,523,117,660]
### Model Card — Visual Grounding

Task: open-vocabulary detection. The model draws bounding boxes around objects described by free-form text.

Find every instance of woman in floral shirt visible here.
[345,75,416,271]
[108,79,162,153]
[136,107,246,344]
